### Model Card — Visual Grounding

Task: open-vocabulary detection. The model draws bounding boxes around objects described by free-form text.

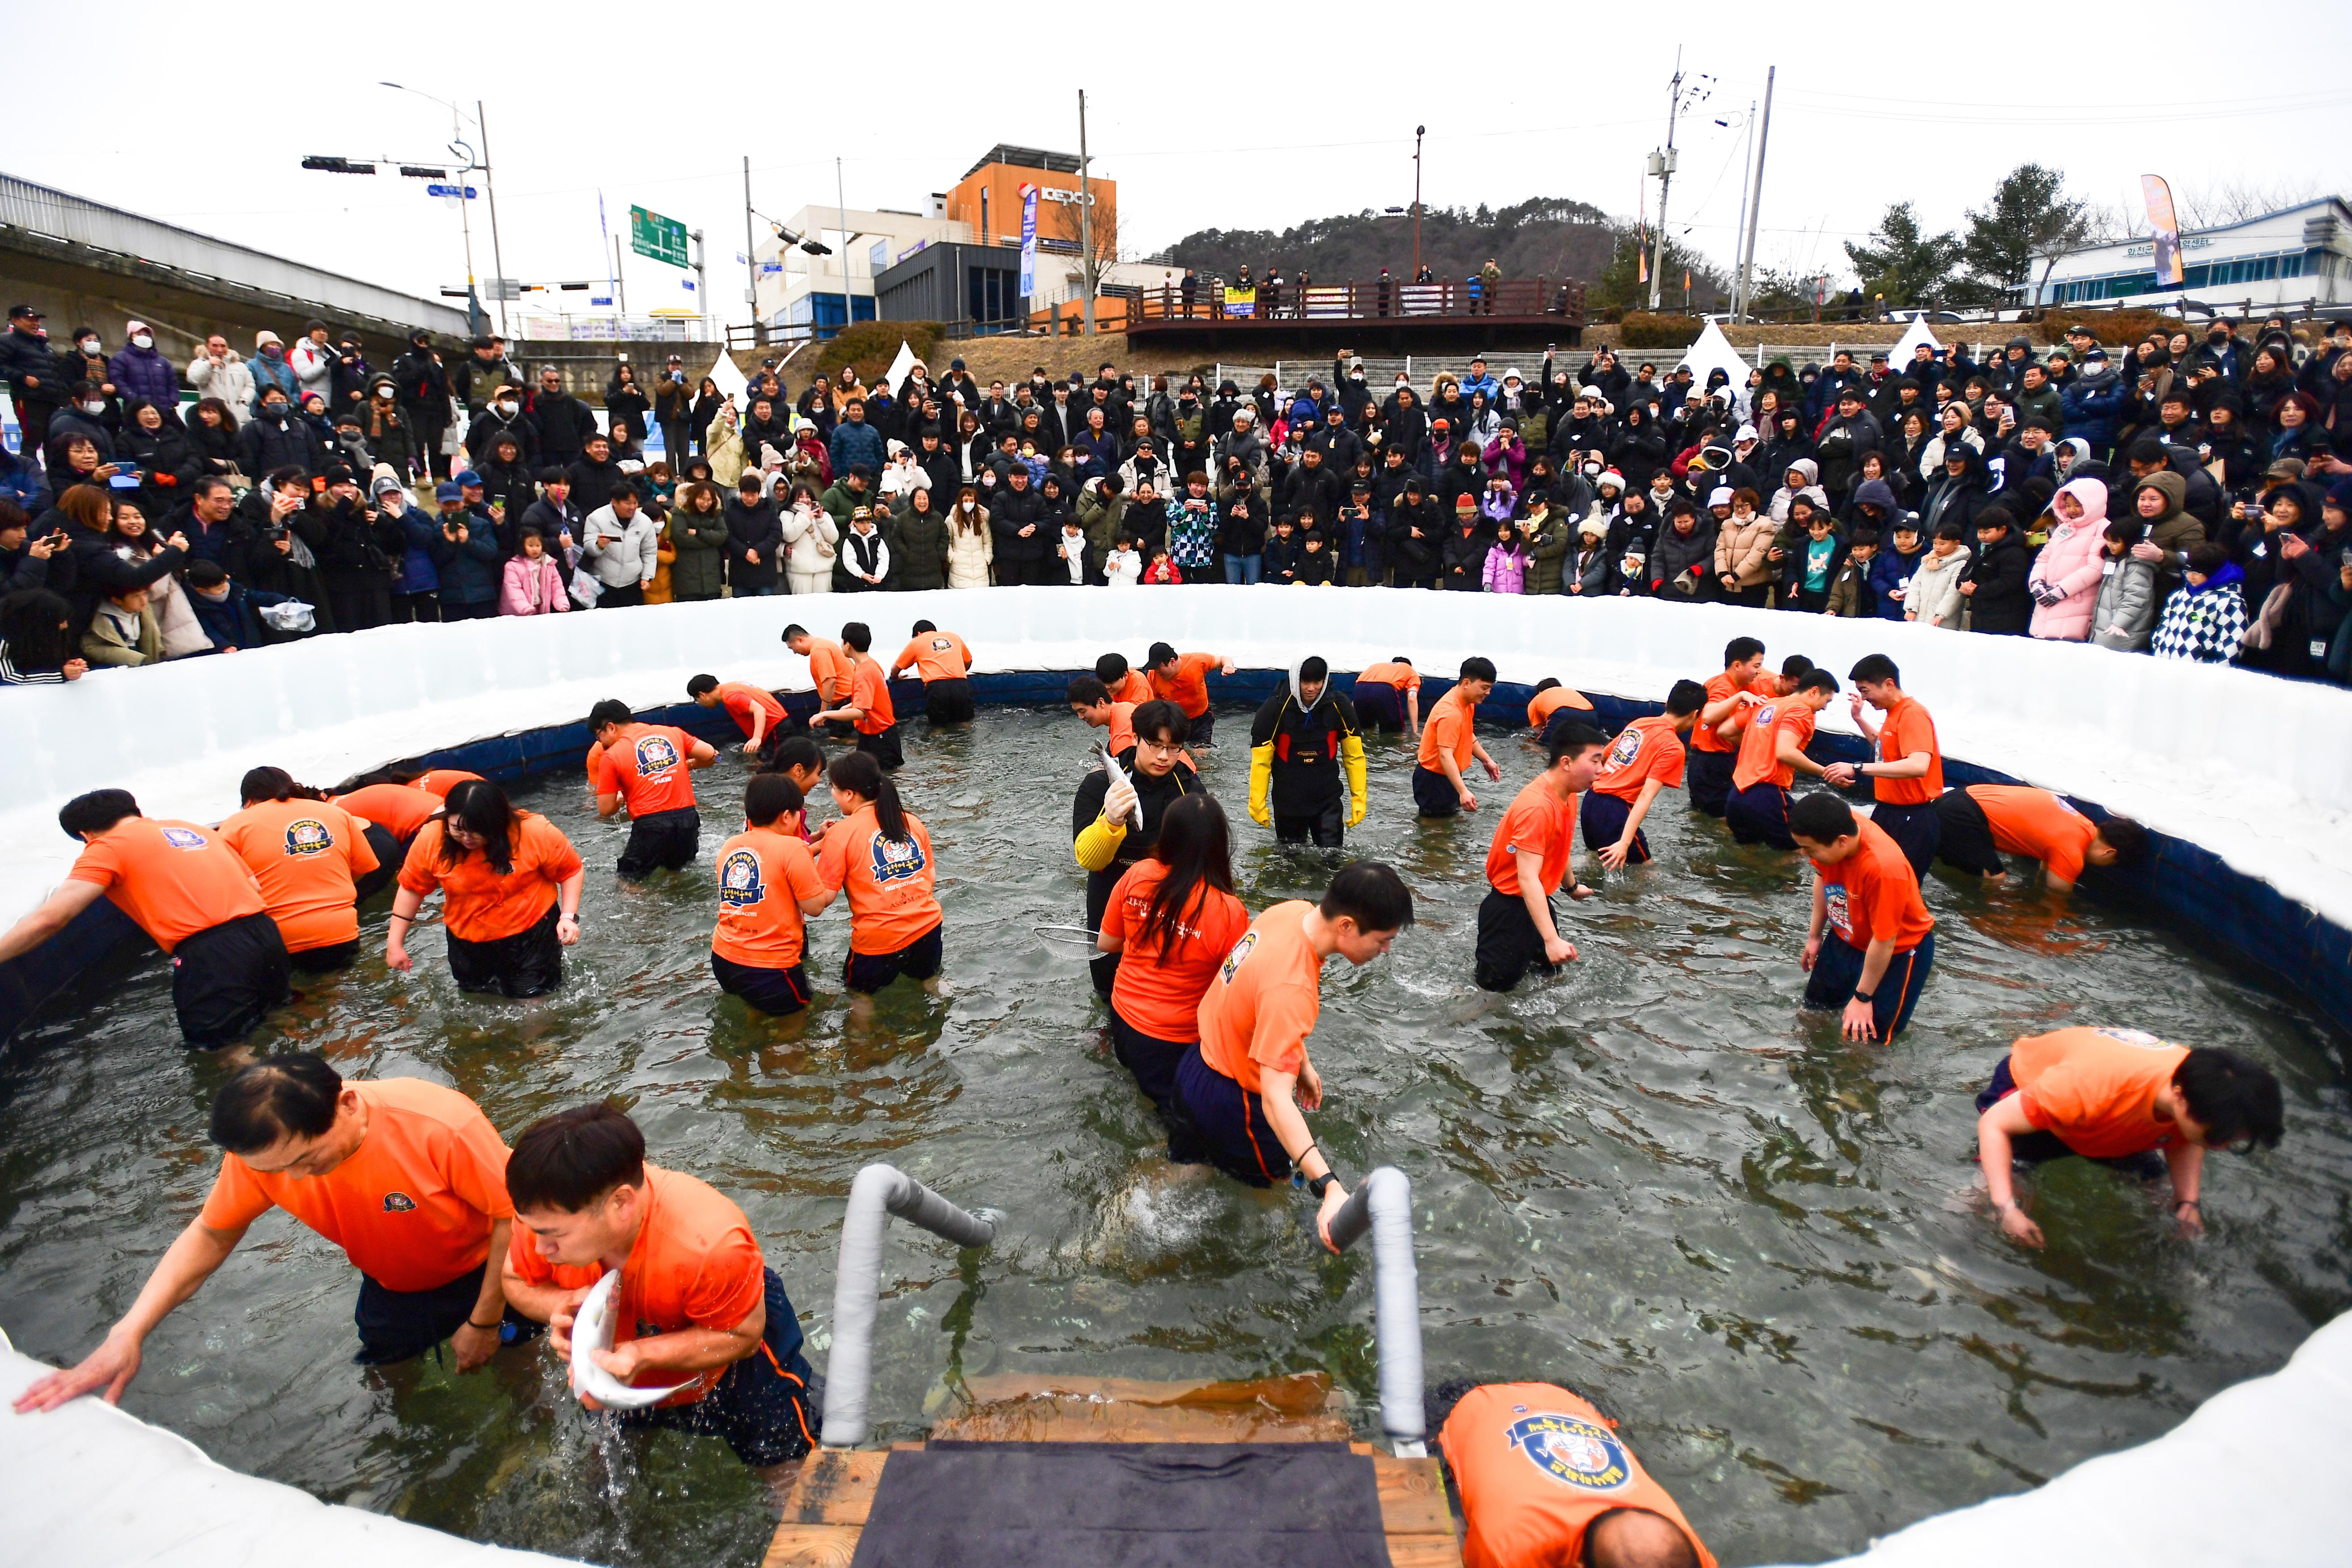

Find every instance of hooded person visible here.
[1919,441,1999,539]
[1247,656,1369,849]
[1767,457,1829,525]
[2027,477,2112,641]
[2125,467,2205,602]
[1961,504,2033,634]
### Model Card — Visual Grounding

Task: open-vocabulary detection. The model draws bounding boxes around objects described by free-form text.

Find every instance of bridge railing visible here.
[1134,276,1585,327]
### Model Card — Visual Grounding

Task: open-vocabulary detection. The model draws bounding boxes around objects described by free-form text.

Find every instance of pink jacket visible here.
[501,553,570,616]
[1482,541,1528,593]
[2027,478,2109,641]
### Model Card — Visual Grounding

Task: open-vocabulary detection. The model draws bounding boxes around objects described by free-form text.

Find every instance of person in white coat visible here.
[579,486,660,608]
[288,321,337,405]
[185,335,256,425]
[945,487,993,589]
[1903,523,1973,628]
[781,483,839,596]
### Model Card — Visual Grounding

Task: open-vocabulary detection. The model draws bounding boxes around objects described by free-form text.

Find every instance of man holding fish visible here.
[1071,699,1203,999]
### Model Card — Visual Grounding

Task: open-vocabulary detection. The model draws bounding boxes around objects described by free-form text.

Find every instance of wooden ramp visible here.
[768,1373,1461,1568]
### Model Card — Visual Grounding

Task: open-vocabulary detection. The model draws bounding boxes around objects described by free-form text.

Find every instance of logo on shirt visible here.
[1506,1413,1634,1494]
[868,832,928,886]
[718,847,766,908]
[283,818,335,857]
[1218,930,1259,985]
[929,636,954,653]
[160,826,208,850]
[382,1192,417,1212]
[1754,703,1777,729]
[1605,728,1643,770]
[1823,883,1852,938]
[634,733,682,779]
[2094,1027,2174,1051]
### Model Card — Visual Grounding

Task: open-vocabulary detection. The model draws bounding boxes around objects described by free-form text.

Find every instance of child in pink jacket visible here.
[1482,520,1530,593]
[2027,477,2109,641]
[501,530,571,615]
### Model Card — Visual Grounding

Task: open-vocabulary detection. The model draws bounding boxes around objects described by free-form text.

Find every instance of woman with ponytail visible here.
[808,750,941,1007]
[1096,794,1250,1155]
[218,766,379,972]
[386,780,584,997]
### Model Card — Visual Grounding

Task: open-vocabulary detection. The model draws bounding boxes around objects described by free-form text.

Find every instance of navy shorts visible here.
[1934,789,2007,878]
[1578,790,1651,864]
[619,806,701,880]
[843,921,943,994]
[352,1261,542,1366]
[1973,1056,2170,1178]
[1108,1009,1209,1164]
[711,950,811,1016]
[1870,800,1941,881]
[355,822,403,902]
[446,903,564,997]
[1802,930,1935,1039]
[615,1267,819,1467]
[1411,764,1460,818]
[923,678,974,727]
[170,912,291,1050]
[1726,780,1796,849]
[1175,1044,1291,1188]
[1686,748,1735,815]
[1354,682,1406,729]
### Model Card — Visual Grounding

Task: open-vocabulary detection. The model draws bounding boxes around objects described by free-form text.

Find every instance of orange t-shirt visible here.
[1526,687,1594,729]
[1592,716,1687,803]
[332,784,442,842]
[894,631,973,682]
[219,798,380,952]
[1690,669,1764,754]
[591,723,700,816]
[2008,1027,2192,1158]
[1872,695,1943,806]
[1814,818,1935,951]
[505,1164,766,1407]
[816,806,939,954]
[1110,669,1153,704]
[803,637,849,702]
[845,654,896,735]
[712,827,824,968]
[1417,687,1479,771]
[1148,652,1218,717]
[1355,662,1419,702]
[67,818,265,954]
[1732,698,1814,792]
[200,1077,514,1293]
[1486,777,1576,898]
[412,769,485,798]
[1100,701,1138,757]
[397,814,584,941]
[713,681,786,741]
[1108,858,1252,1043]
[1439,1383,1717,1568]
[1968,785,2099,885]
[1195,899,1323,1098]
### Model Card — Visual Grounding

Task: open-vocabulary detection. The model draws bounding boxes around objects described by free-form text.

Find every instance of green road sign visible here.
[630,205,689,268]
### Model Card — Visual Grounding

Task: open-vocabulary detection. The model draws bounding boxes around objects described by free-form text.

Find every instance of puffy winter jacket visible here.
[1869,544,1926,621]
[108,342,181,407]
[2059,366,2125,454]
[1712,511,1777,589]
[1905,545,1973,628]
[2027,479,2112,640]
[501,552,570,615]
[891,500,951,589]
[2089,554,2160,649]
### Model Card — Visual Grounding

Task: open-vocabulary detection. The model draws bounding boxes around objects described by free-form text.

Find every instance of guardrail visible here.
[1325,1165,1426,1458]
[1134,276,1585,328]
[820,1163,998,1449]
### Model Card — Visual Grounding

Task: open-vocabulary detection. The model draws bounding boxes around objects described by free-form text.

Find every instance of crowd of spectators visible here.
[4,300,2348,687]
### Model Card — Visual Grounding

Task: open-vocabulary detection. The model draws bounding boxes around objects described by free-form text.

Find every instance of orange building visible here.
[945,145,1116,257]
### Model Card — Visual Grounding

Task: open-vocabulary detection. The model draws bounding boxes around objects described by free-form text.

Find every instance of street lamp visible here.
[1412,125,1426,282]
[379,83,509,337]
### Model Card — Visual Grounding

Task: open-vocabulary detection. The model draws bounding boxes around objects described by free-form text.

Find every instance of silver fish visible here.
[1099,742,1143,831]
[569,1269,695,1410]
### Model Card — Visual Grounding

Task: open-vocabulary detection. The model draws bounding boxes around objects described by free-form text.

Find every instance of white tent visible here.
[1889,312,1944,369]
[882,339,919,396]
[700,346,750,406]
[1675,318,1753,396]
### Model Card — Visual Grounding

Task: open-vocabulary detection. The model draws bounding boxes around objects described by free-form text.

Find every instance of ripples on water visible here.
[2,707,2347,1566]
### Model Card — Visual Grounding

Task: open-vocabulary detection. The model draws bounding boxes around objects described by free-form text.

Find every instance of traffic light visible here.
[301,156,377,174]
[398,165,450,179]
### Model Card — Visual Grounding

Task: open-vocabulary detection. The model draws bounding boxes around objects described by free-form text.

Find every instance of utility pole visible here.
[1078,89,1096,336]
[1728,101,1754,321]
[837,157,852,334]
[1413,125,1426,280]
[743,155,759,340]
[1738,66,1776,325]
[1646,50,1683,312]
[477,99,508,338]
[614,234,628,317]
[690,228,708,338]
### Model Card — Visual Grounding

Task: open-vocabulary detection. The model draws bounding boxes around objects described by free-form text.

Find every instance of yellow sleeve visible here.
[1248,742,1274,826]
[1074,812,1128,873]
[1342,733,1368,826]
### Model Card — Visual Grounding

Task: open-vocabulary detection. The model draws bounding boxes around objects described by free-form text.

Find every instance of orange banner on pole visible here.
[2141,174,2184,286]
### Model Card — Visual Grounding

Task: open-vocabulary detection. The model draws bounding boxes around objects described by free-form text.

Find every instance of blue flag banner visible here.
[1019,183,1039,299]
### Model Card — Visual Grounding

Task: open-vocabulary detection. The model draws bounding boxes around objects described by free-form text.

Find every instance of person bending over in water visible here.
[1073,699,1201,999]
[892,619,976,728]
[1177,860,1414,1248]
[589,698,717,880]
[503,1102,819,1467]
[1068,674,1139,758]
[811,621,903,770]
[688,673,791,763]
[1143,640,1235,747]
[1974,1026,2282,1248]
[1724,667,1837,852]
[220,767,380,974]
[1476,722,1605,993]
[1933,784,2146,896]
[1581,680,1704,870]
[1351,657,1421,739]
[14,1053,531,1413]
[1097,649,1153,705]
[756,735,832,844]
[388,781,584,997]
[1789,792,1936,1042]
[807,749,942,1011]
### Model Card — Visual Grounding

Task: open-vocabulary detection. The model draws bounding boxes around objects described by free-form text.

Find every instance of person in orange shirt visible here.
[688,673,791,763]
[1822,654,1943,878]
[1583,680,1705,870]
[1144,639,1236,747]
[1096,795,1252,1157]
[0,788,287,1049]
[811,620,904,770]
[1686,636,1768,817]
[1789,793,1936,1041]
[1477,723,1607,992]
[1438,1381,1715,1568]
[1725,668,1838,850]
[809,748,942,1010]
[1176,861,1413,1242]
[1350,657,1422,739]
[589,698,719,879]
[220,767,380,972]
[1974,1027,2284,1249]
[1414,656,1503,817]
[757,735,833,844]
[389,781,585,997]
[892,618,976,727]
[1707,654,1811,757]
[1096,651,1154,706]
[12,1055,527,1415]
[1066,674,1140,758]
[409,767,486,798]
[1934,784,2148,895]
[1525,678,1595,746]
[501,1103,817,1467]
[331,779,442,897]
[784,623,852,741]
[711,774,828,1018]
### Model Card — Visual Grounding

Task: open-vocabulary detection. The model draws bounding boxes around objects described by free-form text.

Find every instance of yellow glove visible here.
[1074,812,1127,873]
[1342,733,1368,827]
[1248,742,1274,826]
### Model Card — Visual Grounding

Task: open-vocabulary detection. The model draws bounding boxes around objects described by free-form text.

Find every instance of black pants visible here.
[924,678,974,727]
[855,724,904,770]
[1686,749,1735,816]
[843,922,942,994]
[1353,683,1406,729]
[1934,788,2007,877]
[445,903,564,997]
[711,950,811,1016]
[1579,790,1651,864]
[443,598,498,620]
[1802,931,1935,1038]
[353,1261,541,1366]
[1974,1057,2170,1179]
[1185,708,1217,748]
[392,590,441,623]
[620,806,701,880]
[1108,1010,1208,1164]
[1871,800,1940,881]
[327,579,392,634]
[355,823,404,903]
[1274,801,1345,848]
[1086,865,1125,998]
[1412,764,1460,818]
[171,912,292,1049]
[1475,888,1558,992]
[1726,780,1796,849]
[614,1268,818,1466]
[289,937,359,973]
[598,581,646,610]
[410,415,450,478]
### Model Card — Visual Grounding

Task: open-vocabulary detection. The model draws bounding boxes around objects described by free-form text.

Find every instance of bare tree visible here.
[2172,177,2324,232]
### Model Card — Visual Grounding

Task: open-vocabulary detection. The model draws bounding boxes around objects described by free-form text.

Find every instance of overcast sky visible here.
[13,1,2348,331]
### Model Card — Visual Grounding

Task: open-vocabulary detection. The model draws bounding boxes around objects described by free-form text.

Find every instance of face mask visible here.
[264,403,287,418]
[82,399,106,415]
[78,339,100,355]
[495,401,517,416]
[132,334,153,350]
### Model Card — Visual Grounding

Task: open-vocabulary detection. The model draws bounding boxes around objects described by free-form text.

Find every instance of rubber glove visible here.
[1342,733,1368,827]
[1248,742,1274,826]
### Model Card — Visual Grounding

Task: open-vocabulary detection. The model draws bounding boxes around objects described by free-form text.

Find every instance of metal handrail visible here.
[820,1163,997,1449]
[1324,1166,1426,1457]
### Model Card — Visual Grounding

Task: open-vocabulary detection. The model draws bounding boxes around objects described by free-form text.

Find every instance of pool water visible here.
[3,703,2347,1567]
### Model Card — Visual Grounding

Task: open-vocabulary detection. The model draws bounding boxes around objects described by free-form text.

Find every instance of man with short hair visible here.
[891,619,976,728]
[1822,655,1942,878]
[1067,674,1139,757]
[1725,668,1838,850]
[13,1054,527,1415]
[784,624,852,740]
[1414,657,1502,817]
[1352,657,1422,738]
[589,697,717,879]
[1585,680,1705,869]
[3,302,64,452]
[502,1102,818,1466]
[1688,638,1768,817]
[1074,699,1201,997]
[1934,786,2146,895]
[1789,792,1935,1042]
[811,621,903,769]
[528,366,597,467]
[1144,641,1236,748]
[1476,723,1605,992]
[688,672,790,761]
[390,329,452,479]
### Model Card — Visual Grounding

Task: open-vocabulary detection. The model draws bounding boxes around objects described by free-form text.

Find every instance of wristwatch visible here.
[1305,1172,1337,1199]
[1851,989,1875,1003]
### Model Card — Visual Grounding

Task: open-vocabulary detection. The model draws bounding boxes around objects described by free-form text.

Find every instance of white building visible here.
[751,201,971,334]
[2026,195,2351,315]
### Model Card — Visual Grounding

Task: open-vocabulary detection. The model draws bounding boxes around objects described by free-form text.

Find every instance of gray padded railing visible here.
[819,1163,996,1449]
[1324,1165,1426,1457]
